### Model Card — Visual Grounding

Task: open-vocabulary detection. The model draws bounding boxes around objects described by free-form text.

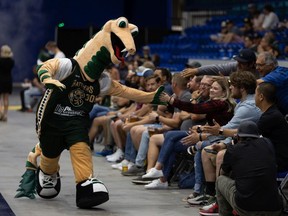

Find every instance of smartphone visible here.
[204,148,218,155]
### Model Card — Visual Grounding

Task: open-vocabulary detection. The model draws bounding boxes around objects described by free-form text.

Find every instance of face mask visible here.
[48,51,55,55]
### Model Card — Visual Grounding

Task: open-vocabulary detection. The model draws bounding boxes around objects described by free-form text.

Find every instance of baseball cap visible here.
[185,61,201,68]
[233,49,256,63]
[136,66,154,78]
[237,121,260,138]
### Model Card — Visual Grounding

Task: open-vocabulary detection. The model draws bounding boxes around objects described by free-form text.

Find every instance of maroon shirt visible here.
[172,98,233,126]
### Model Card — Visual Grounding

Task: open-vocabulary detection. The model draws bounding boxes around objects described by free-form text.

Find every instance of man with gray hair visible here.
[256,51,288,115]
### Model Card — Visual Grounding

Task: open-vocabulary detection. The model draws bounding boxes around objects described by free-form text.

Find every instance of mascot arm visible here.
[37,58,71,90]
[107,80,165,104]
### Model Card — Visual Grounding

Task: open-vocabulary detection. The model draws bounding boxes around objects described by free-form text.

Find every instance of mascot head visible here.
[73,17,138,81]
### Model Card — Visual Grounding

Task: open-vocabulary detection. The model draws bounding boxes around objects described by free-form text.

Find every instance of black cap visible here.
[233,49,256,63]
[237,121,260,138]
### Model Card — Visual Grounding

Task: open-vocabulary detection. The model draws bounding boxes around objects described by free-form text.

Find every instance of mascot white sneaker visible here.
[15,17,165,208]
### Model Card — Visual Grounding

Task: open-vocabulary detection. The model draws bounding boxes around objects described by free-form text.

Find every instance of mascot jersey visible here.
[37,58,104,139]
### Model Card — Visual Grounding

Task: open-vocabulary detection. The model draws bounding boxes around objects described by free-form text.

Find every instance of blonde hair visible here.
[212,76,236,112]
[1,45,13,58]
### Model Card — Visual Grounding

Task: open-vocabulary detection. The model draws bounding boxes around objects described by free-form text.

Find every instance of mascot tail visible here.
[15,143,41,199]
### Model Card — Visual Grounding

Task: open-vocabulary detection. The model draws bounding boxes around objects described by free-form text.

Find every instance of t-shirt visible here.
[222,138,282,211]
[262,66,288,114]
[257,105,288,171]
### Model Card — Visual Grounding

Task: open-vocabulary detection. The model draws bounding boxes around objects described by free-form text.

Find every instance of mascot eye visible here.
[131,27,139,37]
[117,18,128,28]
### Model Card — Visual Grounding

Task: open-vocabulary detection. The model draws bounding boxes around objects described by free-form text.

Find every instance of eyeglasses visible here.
[200,83,212,88]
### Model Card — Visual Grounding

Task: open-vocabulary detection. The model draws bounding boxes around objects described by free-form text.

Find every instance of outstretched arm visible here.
[107,80,165,104]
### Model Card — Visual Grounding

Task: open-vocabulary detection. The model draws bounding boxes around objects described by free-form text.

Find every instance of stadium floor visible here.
[0,88,201,216]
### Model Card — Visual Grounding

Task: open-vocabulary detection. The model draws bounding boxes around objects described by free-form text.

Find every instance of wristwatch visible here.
[219,128,224,135]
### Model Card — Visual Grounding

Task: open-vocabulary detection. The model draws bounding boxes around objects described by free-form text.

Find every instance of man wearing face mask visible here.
[45,41,66,59]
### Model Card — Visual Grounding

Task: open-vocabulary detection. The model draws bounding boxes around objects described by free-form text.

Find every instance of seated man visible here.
[216,121,282,216]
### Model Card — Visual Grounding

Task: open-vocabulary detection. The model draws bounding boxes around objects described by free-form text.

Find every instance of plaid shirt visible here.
[172,98,233,126]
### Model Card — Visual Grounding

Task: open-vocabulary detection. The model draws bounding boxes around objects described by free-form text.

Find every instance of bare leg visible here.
[146,134,164,171]
[202,149,217,182]
[110,119,126,150]
[2,93,9,120]
[215,149,226,177]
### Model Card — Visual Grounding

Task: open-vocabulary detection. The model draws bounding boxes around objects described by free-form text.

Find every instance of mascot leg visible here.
[70,142,109,208]
[15,143,42,199]
[108,80,165,104]
[36,154,61,199]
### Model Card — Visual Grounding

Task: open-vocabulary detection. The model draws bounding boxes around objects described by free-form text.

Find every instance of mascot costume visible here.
[15,17,164,208]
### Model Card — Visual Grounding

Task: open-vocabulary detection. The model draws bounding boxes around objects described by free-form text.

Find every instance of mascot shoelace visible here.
[15,17,164,208]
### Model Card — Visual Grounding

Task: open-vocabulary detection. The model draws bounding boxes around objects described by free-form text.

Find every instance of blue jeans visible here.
[157,130,189,179]
[135,124,162,167]
[89,104,110,119]
[135,130,150,167]
[193,140,212,194]
[124,132,137,163]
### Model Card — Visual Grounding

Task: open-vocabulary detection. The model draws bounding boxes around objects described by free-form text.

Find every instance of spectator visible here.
[243,34,258,52]
[216,121,283,216]
[247,3,265,30]
[181,48,258,78]
[20,65,45,112]
[258,4,279,31]
[255,82,288,172]
[256,52,288,115]
[138,45,152,64]
[45,41,66,58]
[154,67,173,95]
[0,45,15,122]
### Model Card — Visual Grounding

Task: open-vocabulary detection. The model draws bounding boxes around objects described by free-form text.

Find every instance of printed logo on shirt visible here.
[68,88,85,107]
[54,104,85,116]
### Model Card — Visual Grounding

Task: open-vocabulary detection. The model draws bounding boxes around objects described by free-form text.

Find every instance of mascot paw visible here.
[76,178,109,208]
[151,86,167,105]
[36,168,61,199]
[15,169,37,199]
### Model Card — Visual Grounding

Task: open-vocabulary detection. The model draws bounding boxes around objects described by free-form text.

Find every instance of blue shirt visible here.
[262,66,288,114]
[223,94,262,129]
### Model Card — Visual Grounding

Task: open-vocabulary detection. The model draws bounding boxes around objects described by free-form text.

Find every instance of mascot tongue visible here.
[115,46,125,64]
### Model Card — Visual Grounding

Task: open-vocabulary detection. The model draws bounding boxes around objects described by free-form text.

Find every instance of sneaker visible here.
[106,148,122,159]
[182,192,200,202]
[187,194,212,205]
[122,164,145,176]
[142,167,163,179]
[106,149,124,162]
[111,159,127,170]
[144,179,168,189]
[94,148,113,157]
[199,202,219,216]
[131,176,156,185]
[36,168,61,199]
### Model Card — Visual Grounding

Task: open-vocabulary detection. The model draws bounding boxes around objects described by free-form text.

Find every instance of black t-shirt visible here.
[257,105,288,171]
[222,138,282,211]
